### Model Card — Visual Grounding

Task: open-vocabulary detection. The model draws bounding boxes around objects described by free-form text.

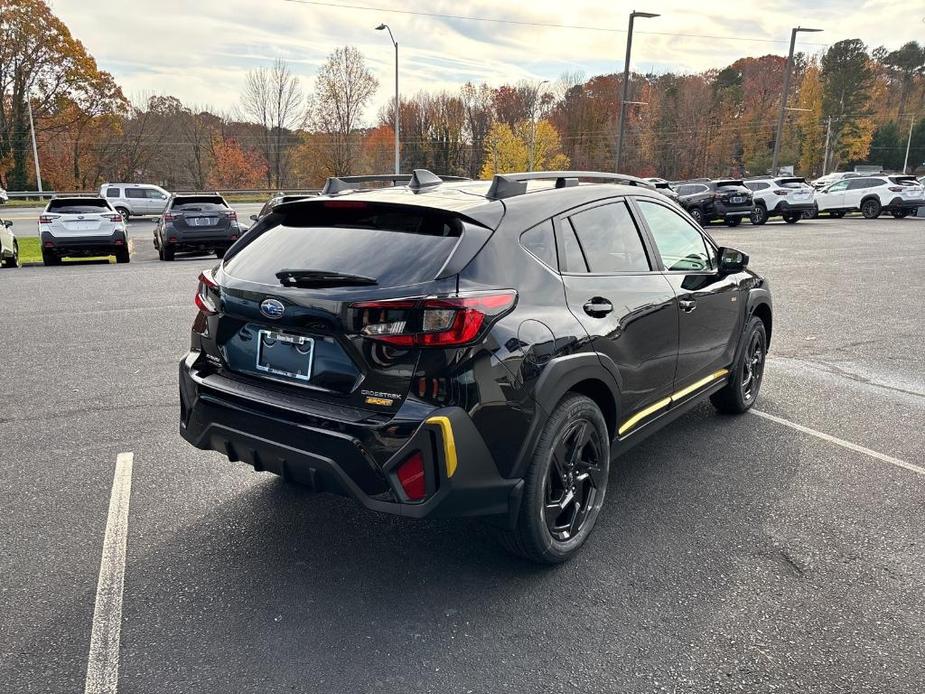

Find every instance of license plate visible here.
[731,196,743,204]
[191,217,217,226]
[256,330,313,382]
[67,221,96,231]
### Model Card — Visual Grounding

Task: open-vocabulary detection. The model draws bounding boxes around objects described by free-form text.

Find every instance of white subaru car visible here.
[38,196,130,265]
[744,177,817,225]
[815,175,925,219]
[1,217,19,268]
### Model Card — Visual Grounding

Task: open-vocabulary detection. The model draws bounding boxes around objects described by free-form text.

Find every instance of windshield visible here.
[47,199,110,213]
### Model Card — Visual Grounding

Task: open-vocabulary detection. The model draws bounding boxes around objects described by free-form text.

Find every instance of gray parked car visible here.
[99,183,170,221]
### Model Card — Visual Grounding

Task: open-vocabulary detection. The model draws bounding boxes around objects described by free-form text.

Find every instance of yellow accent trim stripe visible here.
[426,416,458,478]
[617,369,730,436]
[617,397,671,436]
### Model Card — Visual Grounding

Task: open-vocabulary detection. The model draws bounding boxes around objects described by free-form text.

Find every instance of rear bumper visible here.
[164,227,238,251]
[41,230,126,256]
[774,200,816,214]
[178,352,520,520]
[885,196,924,211]
[714,202,754,218]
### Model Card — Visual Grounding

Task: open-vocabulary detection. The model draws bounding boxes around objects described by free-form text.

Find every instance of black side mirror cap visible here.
[250,214,258,221]
[718,247,748,273]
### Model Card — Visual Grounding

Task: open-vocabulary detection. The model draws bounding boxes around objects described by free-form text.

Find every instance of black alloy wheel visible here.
[739,329,765,404]
[543,418,604,543]
[726,216,741,227]
[891,210,909,219]
[711,316,767,414]
[861,198,881,219]
[830,210,846,218]
[783,213,801,224]
[750,205,768,225]
[688,207,704,225]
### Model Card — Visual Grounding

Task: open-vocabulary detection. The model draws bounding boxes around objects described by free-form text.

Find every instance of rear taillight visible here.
[39,215,56,224]
[352,291,517,348]
[888,186,903,192]
[227,210,237,221]
[396,451,426,501]
[195,270,218,315]
[106,213,123,222]
[773,189,789,196]
[164,212,178,222]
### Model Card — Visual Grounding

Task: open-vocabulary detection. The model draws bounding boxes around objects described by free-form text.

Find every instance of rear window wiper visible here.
[275,269,378,288]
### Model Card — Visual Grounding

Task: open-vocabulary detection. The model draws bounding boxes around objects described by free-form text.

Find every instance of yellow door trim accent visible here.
[617,369,730,436]
[425,416,458,478]
[617,397,671,436]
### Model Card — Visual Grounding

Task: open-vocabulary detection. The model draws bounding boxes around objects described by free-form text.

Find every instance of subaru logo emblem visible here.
[260,298,285,320]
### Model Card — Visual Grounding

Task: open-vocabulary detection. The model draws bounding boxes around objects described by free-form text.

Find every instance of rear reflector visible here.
[396,451,426,501]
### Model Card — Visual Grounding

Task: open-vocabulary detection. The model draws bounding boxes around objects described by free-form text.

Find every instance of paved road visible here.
[0,215,923,693]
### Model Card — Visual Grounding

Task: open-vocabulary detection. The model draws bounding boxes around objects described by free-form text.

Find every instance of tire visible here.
[116,207,130,222]
[750,204,768,225]
[830,210,846,219]
[783,213,800,224]
[861,198,881,219]
[688,207,704,226]
[710,316,767,415]
[725,217,741,227]
[802,205,818,220]
[497,394,610,564]
[116,247,130,264]
[1,241,20,268]
[162,245,175,261]
[42,249,61,266]
[891,210,909,219]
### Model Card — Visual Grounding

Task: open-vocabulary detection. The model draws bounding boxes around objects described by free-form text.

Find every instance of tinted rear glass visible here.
[888,176,919,186]
[48,199,109,213]
[716,180,745,188]
[172,196,227,210]
[224,205,464,287]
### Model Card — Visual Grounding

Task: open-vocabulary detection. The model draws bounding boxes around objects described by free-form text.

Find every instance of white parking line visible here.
[84,452,134,694]
[751,410,924,476]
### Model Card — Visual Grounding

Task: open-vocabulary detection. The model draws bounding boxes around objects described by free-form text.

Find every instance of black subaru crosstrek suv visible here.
[154,193,243,260]
[674,179,755,227]
[179,170,772,563]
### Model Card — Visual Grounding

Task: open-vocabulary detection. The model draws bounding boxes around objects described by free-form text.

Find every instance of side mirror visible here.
[249,214,258,222]
[3,220,11,228]
[718,247,748,274]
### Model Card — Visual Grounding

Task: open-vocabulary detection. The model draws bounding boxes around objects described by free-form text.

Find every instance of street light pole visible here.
[771,26,822,175]
[26,92,43,193]
[616,10,658,172]
[376,24,399,174]
[528,80,549,172]
[903,116,915,174]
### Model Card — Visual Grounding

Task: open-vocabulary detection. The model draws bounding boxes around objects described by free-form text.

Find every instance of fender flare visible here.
[510,352,621,480]
[744,286,773,351]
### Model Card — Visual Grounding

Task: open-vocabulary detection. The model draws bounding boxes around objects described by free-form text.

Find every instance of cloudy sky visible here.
[51,0,923,121]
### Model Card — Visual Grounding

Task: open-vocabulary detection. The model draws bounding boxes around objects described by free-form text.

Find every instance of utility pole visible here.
[615,10,658,171]
[528,80,549,172]
[771,26,822,175]
[26,92,43,193]
[375,24,400,174]
[822,117,832,176]
[903,117,915,174]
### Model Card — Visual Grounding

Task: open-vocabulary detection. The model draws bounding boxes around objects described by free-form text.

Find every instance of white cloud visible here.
[49,0,923,122]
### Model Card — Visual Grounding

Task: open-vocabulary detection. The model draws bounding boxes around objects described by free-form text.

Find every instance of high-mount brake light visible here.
[352,291,517,348]
[322,200,368,208]
[195,270,218,315]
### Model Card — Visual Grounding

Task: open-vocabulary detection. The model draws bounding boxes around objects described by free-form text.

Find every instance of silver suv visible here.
[99,183,170,220]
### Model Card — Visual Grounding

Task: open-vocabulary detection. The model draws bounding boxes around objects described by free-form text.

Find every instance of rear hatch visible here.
[44,199,118,236]
[169,196,234,231]
[773,177,815,204]
[209,200,487,416]
[888,176,925,200]
[714,180,752,209]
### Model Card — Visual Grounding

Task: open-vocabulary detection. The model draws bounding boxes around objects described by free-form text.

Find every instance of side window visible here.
[520,220,557,269]
[567,202,650,273]
[828,180,849,192]
[637,200,714,273]
[556,224,587,273]
[847,178,870,190]
[746,182,769,191]
[125,188,145,199]
[146,189,165,199]
[105,187,120,198]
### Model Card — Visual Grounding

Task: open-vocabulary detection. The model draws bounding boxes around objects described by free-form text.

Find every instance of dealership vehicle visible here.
[744,176,816,224]
[648,180,680,204]
[810,171,862,190]
[38,196,129,265]
[100,182,170,221]
[0,218,19,268]
[178,169,772,564]
[674,179,755,226]
[250,193,316,224]
[154,193,241,260]
[815,175,925,219]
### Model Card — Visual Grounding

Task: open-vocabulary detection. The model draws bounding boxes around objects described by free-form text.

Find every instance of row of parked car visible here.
[645,173,925,226]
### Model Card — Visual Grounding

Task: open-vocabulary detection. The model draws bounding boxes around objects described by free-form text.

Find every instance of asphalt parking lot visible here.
[1,213,923,693]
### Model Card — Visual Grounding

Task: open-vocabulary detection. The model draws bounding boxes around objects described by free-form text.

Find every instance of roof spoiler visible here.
[486,171,654,200]
[320,170,470,196]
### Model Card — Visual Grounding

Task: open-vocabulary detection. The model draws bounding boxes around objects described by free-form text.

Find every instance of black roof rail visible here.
[486,171,654,200]
[320,170,470,196]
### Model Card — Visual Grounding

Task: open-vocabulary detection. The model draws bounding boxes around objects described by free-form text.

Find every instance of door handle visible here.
[583,297,613,317]
[679,299,697,313]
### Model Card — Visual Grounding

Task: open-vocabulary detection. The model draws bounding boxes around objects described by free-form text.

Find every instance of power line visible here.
[279,0,828,46]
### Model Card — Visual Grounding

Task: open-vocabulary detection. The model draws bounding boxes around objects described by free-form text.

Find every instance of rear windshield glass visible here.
[776,178,808,188]
[888,176,919,186]
[47,199,109,213]
[224,205,463,287]
[171,196,226,210]
[715,180,745,188]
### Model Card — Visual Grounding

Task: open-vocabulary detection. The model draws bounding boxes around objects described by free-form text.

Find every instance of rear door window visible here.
[224,204,465,288]
[567,202,650,273]
[145,189,166,199]
[125,188,146,199]
[847,178,878,190]
[745,182,770,191]
[105,187,120,198]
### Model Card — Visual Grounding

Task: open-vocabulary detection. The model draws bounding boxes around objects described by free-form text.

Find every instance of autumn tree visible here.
[0,0,125,189]
[308,46,378,176]
[241,59,304,188]
[206,138,267,189]
[480,120,569,178]
[822,39,875,169]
